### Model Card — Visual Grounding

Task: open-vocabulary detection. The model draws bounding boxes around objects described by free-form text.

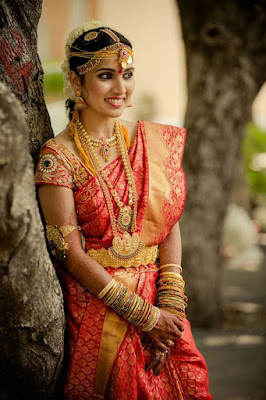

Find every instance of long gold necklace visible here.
[76,118,143,261]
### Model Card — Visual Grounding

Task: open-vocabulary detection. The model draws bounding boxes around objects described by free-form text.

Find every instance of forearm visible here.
[159,222,182,274]
[157,222,187,319]
[62,233,112,296]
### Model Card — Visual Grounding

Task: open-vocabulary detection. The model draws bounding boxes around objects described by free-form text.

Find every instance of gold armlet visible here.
[46,224,80,259]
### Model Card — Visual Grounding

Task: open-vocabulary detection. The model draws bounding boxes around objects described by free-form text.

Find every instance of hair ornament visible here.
[71,42,133,75]
[100,28,120,43]
[84,31,99,41]
[62,20,104,99]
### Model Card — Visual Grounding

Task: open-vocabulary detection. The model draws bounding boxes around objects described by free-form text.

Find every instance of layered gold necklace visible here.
[75,118,143,261]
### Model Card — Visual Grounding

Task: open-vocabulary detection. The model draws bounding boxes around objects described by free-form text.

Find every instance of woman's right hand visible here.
[146,308,184,351]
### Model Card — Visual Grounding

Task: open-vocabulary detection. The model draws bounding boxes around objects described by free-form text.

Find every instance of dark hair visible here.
[66,27,132,119]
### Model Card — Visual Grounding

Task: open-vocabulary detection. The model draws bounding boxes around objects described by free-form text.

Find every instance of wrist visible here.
[98,278,160,331]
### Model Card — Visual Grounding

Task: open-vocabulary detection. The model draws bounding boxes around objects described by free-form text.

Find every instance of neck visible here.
[79,110,117,139]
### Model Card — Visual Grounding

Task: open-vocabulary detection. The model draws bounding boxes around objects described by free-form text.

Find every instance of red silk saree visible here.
[35,120,212,400]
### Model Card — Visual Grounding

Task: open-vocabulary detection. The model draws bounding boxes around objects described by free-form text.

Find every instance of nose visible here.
[112,75,126,95]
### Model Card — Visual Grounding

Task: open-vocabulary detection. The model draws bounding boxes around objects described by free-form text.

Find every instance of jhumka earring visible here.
[74,89,87,111]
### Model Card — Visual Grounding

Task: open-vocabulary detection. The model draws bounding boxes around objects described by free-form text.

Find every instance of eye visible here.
[98,72,113,79]
[123,71,134,79]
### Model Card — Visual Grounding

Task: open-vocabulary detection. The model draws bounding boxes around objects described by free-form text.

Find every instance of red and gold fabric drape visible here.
[35,121,212,400]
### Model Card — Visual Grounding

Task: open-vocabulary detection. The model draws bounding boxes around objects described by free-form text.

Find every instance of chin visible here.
[104,108,125,118]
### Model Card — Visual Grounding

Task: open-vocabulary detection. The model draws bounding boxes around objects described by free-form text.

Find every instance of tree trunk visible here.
[0,0,53,162]
[0,1,65,399]
[177,0,266,327]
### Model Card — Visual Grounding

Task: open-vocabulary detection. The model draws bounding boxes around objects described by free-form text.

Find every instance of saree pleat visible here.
[35,121,212,399]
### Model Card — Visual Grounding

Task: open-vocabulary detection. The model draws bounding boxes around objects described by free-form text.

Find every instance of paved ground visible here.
[193,246,265,400]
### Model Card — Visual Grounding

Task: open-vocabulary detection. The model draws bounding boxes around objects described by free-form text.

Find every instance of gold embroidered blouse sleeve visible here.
[35,140,73,189]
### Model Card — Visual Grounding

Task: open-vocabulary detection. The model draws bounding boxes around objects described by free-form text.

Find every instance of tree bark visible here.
[0,83,64,399]
[0,1,65,398]
[0,0,53,162]
[177,0,266,327]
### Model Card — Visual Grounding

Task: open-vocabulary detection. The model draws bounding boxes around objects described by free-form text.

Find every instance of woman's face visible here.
[80,57,135,119]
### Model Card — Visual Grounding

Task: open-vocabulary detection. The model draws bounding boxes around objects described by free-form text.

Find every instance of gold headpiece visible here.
[70,28,134,75]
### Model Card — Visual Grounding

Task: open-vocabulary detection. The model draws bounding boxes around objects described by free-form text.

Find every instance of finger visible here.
[166,327,183,340]
[166,340,175,347]
[165,348,171,360]
[171,318,184,335]
[155,341,169,351]
[146,352,161,371]
[142,335,150,351]
[153,353,166,376]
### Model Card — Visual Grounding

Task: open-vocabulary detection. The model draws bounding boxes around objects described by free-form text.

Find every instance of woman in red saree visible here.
[35,22,212,400]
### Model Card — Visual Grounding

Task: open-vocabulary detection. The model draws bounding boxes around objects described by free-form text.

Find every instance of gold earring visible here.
[74,89,87,111]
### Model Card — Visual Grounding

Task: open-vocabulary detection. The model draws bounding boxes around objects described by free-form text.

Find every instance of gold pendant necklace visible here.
[75,118,143,260]
[82,128,118,162]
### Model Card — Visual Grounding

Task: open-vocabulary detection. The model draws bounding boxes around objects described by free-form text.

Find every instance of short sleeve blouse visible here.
[35,139,90,191]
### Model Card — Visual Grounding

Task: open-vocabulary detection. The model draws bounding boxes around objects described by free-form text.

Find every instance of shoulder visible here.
[143,121,186,168]
[37,128,74,174]
[142,120,186,144]
[41,127,78,162]
[120,119,138,144]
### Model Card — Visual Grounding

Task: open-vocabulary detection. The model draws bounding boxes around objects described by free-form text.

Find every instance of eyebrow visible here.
[95,67,135,72]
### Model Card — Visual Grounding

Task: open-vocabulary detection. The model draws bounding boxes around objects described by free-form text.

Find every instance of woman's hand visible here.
[145,344,171,376]
[146,309,184,351]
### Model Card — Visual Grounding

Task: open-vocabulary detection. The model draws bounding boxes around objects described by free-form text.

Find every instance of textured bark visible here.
[178,0,266,327]
[0,83,64,399]
[0,1,64,399]
[0,0,53,163]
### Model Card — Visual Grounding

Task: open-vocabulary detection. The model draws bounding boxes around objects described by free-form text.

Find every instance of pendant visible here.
[100,137,111,162]
[117,206,133,232]
[108,232,143,261]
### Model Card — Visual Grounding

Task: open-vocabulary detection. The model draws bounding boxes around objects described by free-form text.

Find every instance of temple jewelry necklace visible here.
[79,127,118,162]
[88,133,118,162]
[76,118,143,261]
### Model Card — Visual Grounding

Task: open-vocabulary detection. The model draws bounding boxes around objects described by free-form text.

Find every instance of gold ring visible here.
[167,340,174,347]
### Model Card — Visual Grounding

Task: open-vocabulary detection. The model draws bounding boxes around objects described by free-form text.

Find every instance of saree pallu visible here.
[35,121,212,400]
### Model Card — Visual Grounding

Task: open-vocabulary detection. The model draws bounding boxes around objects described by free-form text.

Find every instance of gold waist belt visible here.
[87,245,159,268]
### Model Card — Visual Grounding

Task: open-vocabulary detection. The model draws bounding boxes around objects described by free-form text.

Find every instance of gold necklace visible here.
[90,135,118,162]
[76,118,143,261]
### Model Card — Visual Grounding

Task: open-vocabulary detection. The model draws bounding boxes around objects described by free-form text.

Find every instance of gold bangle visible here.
[159,271,184,280]
[159,263,182,273]
[142,306,160,332]
[97,278,116,300]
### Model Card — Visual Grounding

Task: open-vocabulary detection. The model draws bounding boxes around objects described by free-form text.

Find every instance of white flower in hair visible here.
[61,20,104,100]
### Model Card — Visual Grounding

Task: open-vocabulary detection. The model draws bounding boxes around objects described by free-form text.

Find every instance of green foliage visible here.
[243,122,266,203]
[43,72,63,95]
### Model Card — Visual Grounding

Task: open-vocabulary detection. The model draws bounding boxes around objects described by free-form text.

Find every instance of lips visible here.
[105,97,125,107]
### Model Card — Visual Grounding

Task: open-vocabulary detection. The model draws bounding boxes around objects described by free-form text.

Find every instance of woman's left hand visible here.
[145,344,171,376]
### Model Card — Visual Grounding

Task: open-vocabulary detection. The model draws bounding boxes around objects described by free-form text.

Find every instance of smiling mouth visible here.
[105,98,125,106]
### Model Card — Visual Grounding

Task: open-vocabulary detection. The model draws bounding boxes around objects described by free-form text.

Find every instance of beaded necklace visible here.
[75,118,143,262]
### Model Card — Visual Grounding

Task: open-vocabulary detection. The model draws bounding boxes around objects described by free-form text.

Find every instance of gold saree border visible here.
[94,272,137,397]
[140,121,172,245]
